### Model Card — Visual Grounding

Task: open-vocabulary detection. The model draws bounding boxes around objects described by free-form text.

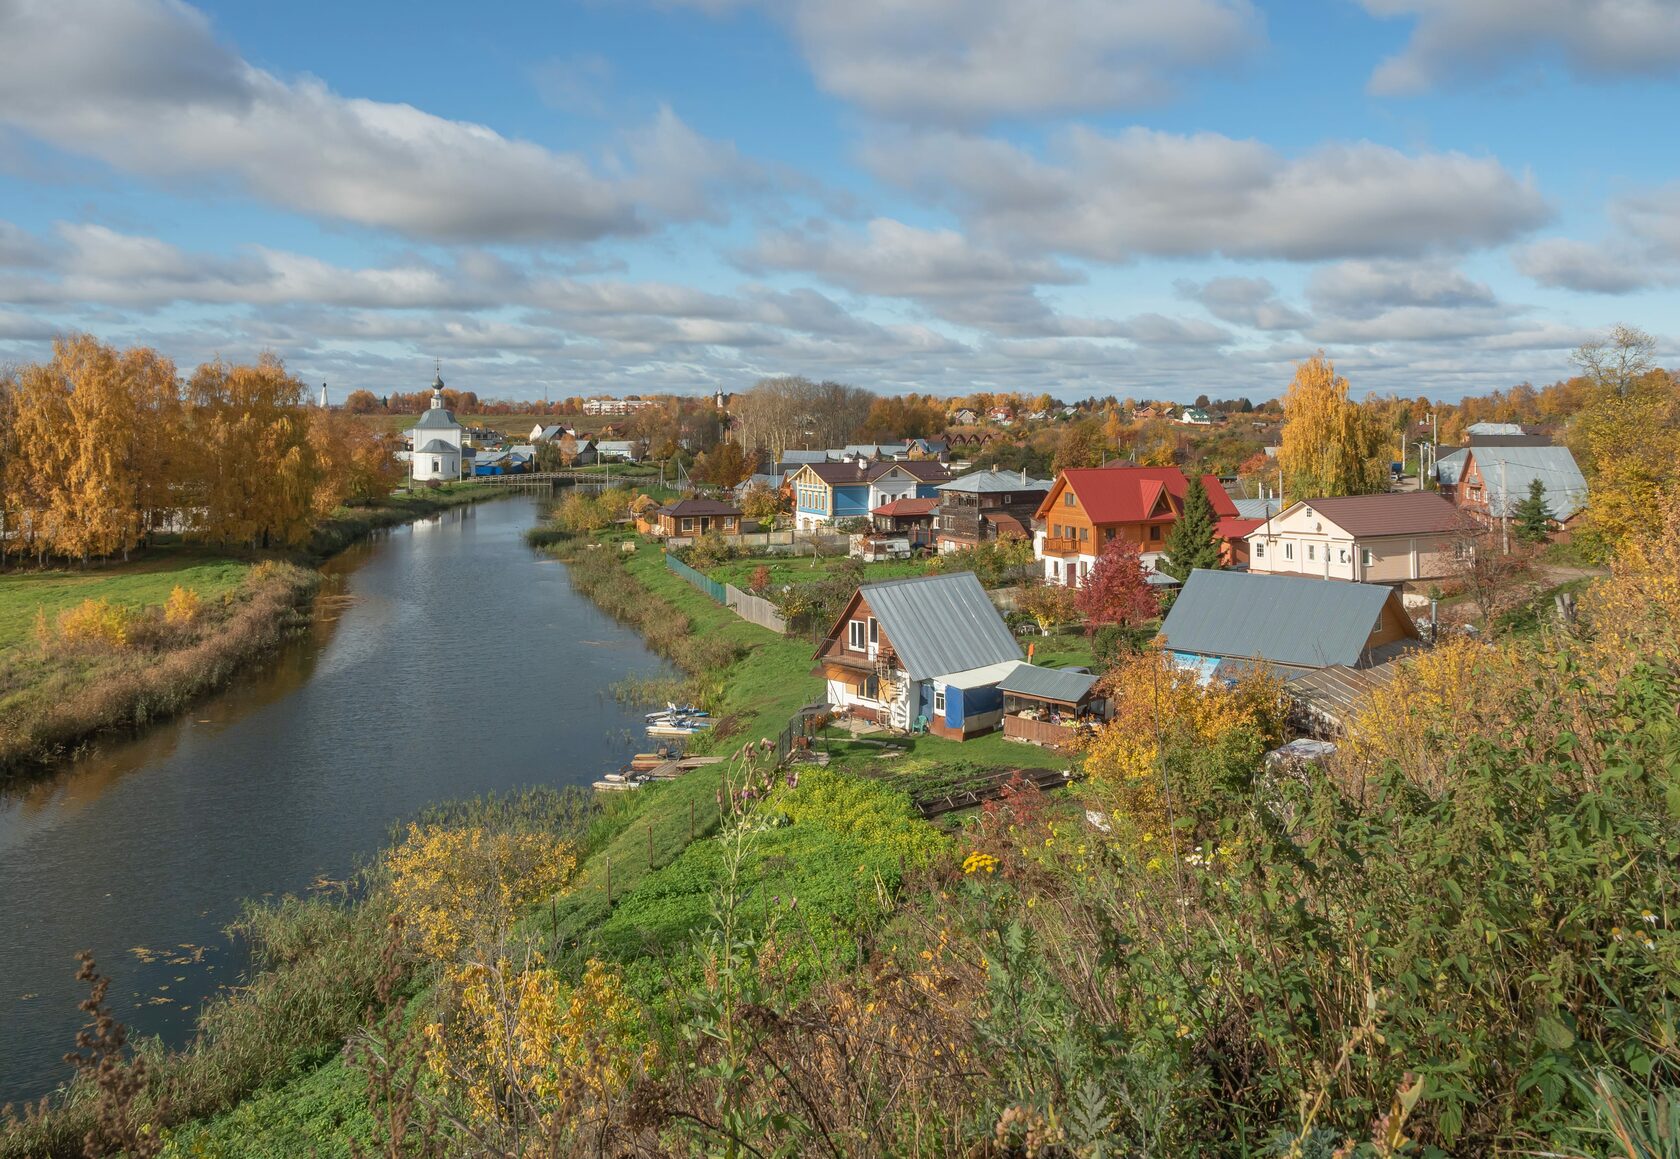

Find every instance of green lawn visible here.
[0,555,251,652]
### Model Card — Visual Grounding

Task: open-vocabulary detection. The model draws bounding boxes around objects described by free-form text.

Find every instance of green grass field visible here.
[0,555,251,652]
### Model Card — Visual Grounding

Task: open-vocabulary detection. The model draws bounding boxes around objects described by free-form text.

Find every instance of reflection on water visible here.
[0,497,669,1104]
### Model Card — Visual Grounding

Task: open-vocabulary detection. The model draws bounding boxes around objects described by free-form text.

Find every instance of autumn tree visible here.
[1571,323,1656,398]
[188,354,324,549]
[1277,352,1388,502]
[1158,475,1222,581]
[738,481,782,523]
[1447,530,1534,626]
[1074,538,1158,631]
[343,388,381,414]
[1563,328,1679,555]
[1052,419,1108,471]
[1017,582,1080,634]
[692,441,753,490]
[1133,419,1178,467]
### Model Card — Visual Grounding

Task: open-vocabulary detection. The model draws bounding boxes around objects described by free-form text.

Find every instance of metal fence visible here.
[725,584,788,634]
[664,553,727,603]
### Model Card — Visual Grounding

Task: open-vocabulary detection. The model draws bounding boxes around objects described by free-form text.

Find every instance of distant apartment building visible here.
[582,396,659,416]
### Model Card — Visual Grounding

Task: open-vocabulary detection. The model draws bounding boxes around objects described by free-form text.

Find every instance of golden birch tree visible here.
[1276,352,1387,502]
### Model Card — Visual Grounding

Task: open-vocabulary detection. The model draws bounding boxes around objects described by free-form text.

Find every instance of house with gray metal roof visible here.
[813,572,1022,740]
[997,662,1110,749]
[1439,444,1588,538]
[1159,569,1423,677]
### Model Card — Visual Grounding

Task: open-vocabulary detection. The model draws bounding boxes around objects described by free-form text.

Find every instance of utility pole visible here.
[1499,460,1509,555]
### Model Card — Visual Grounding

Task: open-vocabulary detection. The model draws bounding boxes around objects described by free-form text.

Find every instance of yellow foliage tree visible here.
[163,586,202,627]
[1083,649,1287,826]
[1564,372,1680,555]
[1277,352,1388,502]
[385,824,577,960]
[424,956,654,1144]
[1579,485,1680,674]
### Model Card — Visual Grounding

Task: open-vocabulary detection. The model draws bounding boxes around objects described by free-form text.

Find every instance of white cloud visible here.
[1177,276,1310,330]
[1514,183,1680,293]
[1361,0,1680,94]
[0,0,753,242]
[864,127,1550,262]
[669,0,1260,122]
[1307,260,1499,314]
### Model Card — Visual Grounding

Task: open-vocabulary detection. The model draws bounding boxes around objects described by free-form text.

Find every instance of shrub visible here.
[56,597,134,649]
[163,585,202,626]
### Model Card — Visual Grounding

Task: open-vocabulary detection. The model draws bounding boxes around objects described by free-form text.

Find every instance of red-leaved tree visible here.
[1074,538,1159,633]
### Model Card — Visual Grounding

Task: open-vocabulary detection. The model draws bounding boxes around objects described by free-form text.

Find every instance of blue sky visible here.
[1,0,1677,402]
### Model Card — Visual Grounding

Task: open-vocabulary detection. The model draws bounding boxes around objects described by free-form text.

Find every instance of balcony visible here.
[1039,535,1082,556]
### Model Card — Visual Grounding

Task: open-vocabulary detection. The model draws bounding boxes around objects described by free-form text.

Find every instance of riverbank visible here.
[0,483,503,782]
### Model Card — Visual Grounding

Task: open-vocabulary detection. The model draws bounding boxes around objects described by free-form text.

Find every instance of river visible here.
[0,496,669,1106]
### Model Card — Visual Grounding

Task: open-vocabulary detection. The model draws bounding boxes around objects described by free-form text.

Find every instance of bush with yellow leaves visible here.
[162,585,202,626]
[1082,648,1287,830]
[54,597,134,650]
[384,824,576,961]
[422,955,653,1148]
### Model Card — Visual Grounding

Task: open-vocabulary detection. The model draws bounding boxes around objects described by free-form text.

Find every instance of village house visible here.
[788,459,952,529]
[1178,406,1214,426]
[950,407,980,425]
[529,422,575,443]
[637,498,742,539]
[593,439,644,463]
[1159,569,1423,680]
[1245,492,1473,583]
[814,572,1023,738]
[407,374,464,483]
[1033,466,1240,586]
[987,406,1015,425]
[868,497,938,548]
[1434,445,1588,540]
[935,469,1053,553]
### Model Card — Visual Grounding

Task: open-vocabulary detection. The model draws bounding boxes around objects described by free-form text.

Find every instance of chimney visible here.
[1021,468,1028,485]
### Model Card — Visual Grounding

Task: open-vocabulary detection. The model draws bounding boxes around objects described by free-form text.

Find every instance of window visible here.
[1373,612,1385,633]
[1338,548,1349,564]
[1362,548,1374,567]
[1284,542,1294,560]
[1079,526,1089,541]
[934,688,946,714]
[1105,528,1116,542]
[1307,544,1316,561]
[1254,541,1265,558]
[681,517,693,533]
[1064,492,1075,507]
[1150,526,1161,541]
[848,620,865,650]
[862,675,880,700]
[868,617,878,647]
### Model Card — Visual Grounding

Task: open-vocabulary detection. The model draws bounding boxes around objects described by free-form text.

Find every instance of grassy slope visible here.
[0,555,251,651]
[703,553,927,591]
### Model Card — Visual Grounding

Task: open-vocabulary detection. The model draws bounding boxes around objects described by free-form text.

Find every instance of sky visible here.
[0,0,1677,404]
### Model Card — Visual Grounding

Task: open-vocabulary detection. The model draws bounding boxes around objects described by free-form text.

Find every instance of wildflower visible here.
[1612,926,1626,942]
[1642,910,1658,925]
[963,851,999,875]
[1643,937,1657,951]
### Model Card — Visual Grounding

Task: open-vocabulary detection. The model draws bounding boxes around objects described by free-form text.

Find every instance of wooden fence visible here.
[664,553,789,634]
[725,584,788,634]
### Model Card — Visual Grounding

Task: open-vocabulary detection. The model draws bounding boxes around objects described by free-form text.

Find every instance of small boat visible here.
[647,719,712,738]
[646,703,708,721]
[592,778,643,792]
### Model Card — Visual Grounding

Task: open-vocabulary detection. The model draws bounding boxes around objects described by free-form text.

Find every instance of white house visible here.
[1245,492,1471,583]
[408,375,464,483]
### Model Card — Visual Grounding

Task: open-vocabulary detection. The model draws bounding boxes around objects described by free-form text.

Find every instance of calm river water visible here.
[0,496,668,1105]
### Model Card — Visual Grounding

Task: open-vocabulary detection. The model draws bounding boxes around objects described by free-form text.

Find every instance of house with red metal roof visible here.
[1032,466,1239,586]
[1244,492,1474,583]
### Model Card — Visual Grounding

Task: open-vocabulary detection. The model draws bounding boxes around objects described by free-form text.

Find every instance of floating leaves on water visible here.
[130,945,160,963]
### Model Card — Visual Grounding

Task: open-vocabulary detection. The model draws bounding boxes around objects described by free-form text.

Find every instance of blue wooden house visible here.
[789,460,952,529]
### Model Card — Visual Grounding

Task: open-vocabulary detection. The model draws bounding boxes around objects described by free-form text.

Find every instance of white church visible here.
[408,371,465,483]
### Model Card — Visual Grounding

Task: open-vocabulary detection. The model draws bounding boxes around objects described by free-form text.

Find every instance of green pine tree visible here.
[1512,477,1554,544]
[1160,474,1223,580]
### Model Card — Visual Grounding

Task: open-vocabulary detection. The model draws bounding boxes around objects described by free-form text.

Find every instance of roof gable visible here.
[1040,467,1238,524]
[1160,570,1414,668]
[832,572,1021,681]
[1268,492,1472,538]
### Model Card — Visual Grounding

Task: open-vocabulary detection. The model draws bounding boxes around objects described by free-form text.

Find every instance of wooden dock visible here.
[595,754,722,791]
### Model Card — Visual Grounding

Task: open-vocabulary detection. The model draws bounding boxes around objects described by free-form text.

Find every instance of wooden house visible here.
[639,498,742,539]
[1033,467,1239,586]
[813,573,1022,739]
